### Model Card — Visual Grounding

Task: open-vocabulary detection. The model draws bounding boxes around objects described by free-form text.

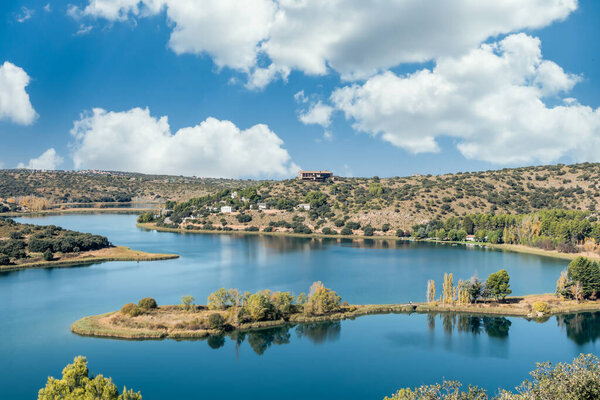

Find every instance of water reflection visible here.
[429,313,512,338]
[207,321,342,355]
[556,312,600,345]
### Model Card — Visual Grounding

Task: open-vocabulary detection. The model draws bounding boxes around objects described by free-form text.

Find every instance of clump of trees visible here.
[427,270,510,304]
[120,297,158,317]
[556,256,600,301]
[0,218,111,265]
[415,209,600,254]
[204,282,342,323]
[38,356,142,400]
[384,353,600,400]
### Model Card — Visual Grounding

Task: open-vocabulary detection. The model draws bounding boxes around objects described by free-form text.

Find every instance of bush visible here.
[208,313,226,330]
[263,226,273,232]
[236,214,252,223]
[43,248,53,261]
[345,221,361,230]
[533,301,550,314]
[381,223,391,232]
[321,227,333,235]
[137,297,157,310]
[363,226,375,236]
[304,281,342,316]
[0,253,10,265]
[121,303,142,317]
[340,227,353,235]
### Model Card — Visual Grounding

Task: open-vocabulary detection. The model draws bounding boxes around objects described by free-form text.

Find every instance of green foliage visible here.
[304,191,328,208]
[340,227,353,235]
[485,269,512,300]
[207,288,230,310]
[243,290,277,321]
[381,223,391,232]
[236,213,252,223]
[567,257,600,299]
[208,313,226,330]
[137,297,157,310]
[38,356,142,400]
[181,295,195,311]
[304,281,342,316]
[271,291,294,316]
[368,183,384,196]
[363,226,375,236]
[385,354,600,400]
[121,303,142,317]
[533,301,550,314]
[136,212,156,223]
[0,253,9,265]
[43,248,53,261]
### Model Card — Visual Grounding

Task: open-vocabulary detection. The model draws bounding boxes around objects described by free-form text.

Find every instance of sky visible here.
[0,0,599,178]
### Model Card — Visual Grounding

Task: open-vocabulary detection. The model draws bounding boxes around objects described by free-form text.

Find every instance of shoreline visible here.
[0,246,179,272]
[1,208,156,218]
[138,222,597,262]
[71,296,600,340]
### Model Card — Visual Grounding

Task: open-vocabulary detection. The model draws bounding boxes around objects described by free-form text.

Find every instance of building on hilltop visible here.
[298,170,333,181]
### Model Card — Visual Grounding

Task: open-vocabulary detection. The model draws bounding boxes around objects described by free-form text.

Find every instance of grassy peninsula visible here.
[0,218,177,271]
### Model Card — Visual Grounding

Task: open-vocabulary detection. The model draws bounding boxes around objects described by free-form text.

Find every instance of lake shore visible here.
[71,295,600,340]
[137,222,598,261]
[0,246,179,272]
[1,207,155,218]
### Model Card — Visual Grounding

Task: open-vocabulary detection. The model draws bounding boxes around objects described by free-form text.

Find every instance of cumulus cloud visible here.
[0,62,37,125]
[69,107,299,178]
[331,33,600,164]
[18,148,63,170]
[68,0,577,86]
[299,101,334,128]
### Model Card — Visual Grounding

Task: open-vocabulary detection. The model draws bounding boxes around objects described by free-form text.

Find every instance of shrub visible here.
[381,223,391,232]
[340,227,353,235]
[0,253,10,265]
[533,301,550,314]
[236,214,252,223]
[121,303,142,317]
[263,226,273,232]
[137,297,157,310]
[43,248,53,261]
[345,221,361,230]
[321,227,333,235]
[208,313,226,330]
[363,226,375,236]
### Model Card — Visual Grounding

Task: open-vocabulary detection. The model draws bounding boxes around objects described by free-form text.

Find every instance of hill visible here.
[0,169,260,212]
[142,162,600,234]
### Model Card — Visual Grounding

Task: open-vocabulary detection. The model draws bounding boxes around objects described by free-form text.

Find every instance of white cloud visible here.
[0,62,37,125]
[44,3,52,12]
[18,148,63,170]
[69,107,299,178]
[69,0,577,86]
[16,6,34,23]
[75,24,93,35]
[299,101,334,128]
[331,33,600,164]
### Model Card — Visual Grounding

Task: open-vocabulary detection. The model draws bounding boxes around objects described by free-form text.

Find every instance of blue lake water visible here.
[2,214,599,399]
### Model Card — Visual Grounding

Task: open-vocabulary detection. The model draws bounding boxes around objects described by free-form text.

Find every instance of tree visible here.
[363,226,375,236]
[137,298,157,310]
[426,280,436,303]
[208,313,226,330]
[304,281,341,316]
[243,290,276,321]
[181,295,195,311]
[568,257,600,298]
[442,273,454,304]
[271,291,294,316]
[467,276,484,303]
[462,216,474,235]
[485,269,512,301]
[43,248,54,261]
[208,288,230,309]
[38,356,142,400]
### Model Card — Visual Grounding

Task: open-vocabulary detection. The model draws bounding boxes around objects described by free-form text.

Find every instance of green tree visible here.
[38,356,142,400]
[181,295,195,311]
[485,269,512,301]
[43,248,54,261]
[243,290,277,321]
[208,288,230,310]
[304,281,341,316]
[462,216,474,235]
[568,257,600,298]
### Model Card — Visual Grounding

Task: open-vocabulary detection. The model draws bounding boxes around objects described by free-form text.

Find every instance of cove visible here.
[1,214,598,399]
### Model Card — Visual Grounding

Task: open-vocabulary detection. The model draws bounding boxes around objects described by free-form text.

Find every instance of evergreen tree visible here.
[485,269,512,301]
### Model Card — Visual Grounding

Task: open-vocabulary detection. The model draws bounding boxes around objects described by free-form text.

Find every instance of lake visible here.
[1,214,599,399]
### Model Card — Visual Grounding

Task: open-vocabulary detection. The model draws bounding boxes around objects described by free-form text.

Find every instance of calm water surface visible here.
[1,214,599,399]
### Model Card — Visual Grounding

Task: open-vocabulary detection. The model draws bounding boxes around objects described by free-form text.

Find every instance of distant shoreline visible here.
[137,222,596,262]
[0,246,179,272]
[1,207,155,218]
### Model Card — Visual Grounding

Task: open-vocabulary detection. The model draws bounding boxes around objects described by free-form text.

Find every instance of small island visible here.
[0,218,178,271]
[72,262,600,340]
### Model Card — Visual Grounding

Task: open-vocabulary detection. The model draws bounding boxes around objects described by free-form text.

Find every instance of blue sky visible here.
[1,0,599,178]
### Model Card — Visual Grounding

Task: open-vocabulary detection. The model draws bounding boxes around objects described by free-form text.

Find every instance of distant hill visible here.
[138,162,600,233]
[0,169,260,209]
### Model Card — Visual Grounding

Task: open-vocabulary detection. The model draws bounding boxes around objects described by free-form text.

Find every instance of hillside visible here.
[0,169,261,212]
[146,162,600,234]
